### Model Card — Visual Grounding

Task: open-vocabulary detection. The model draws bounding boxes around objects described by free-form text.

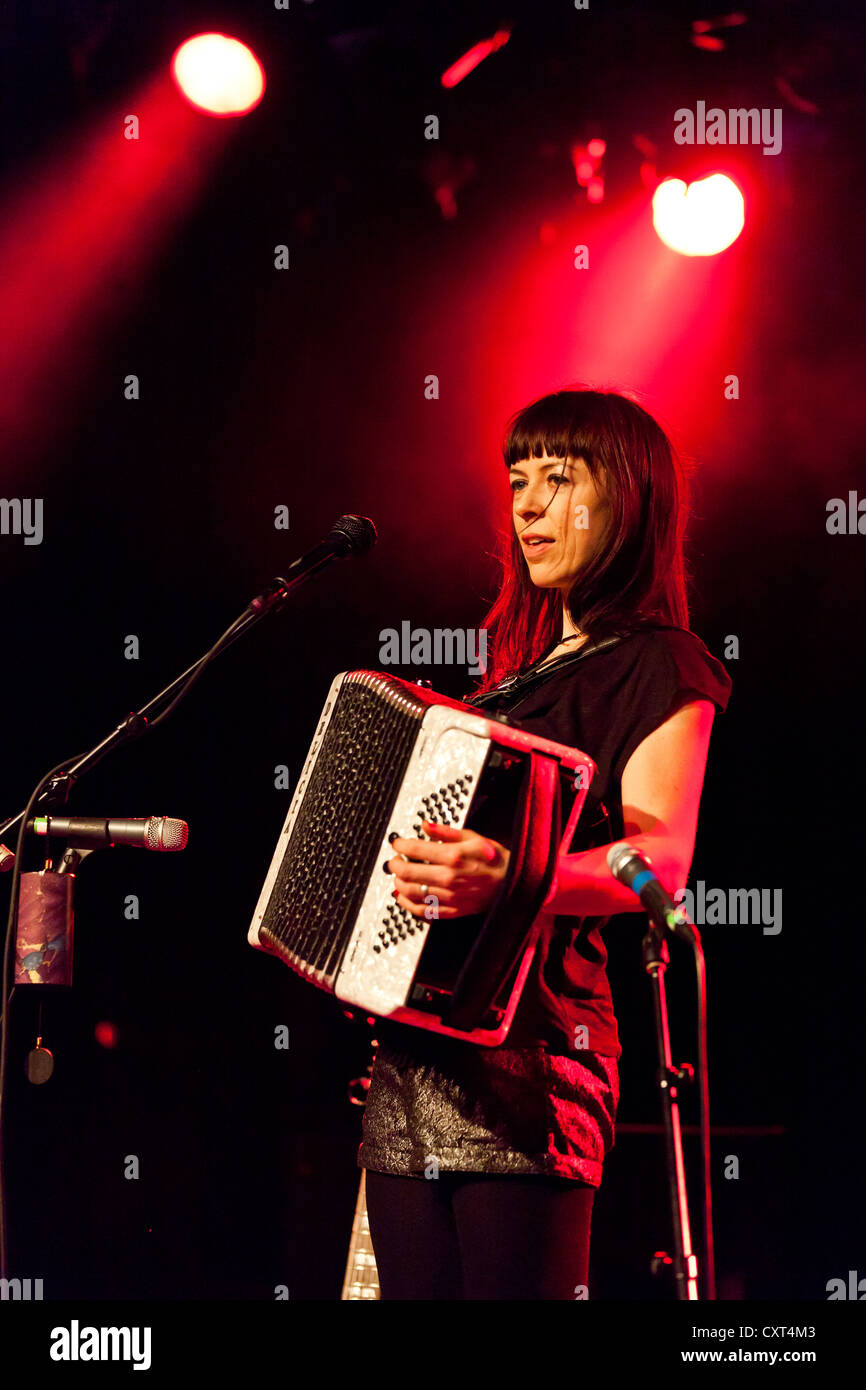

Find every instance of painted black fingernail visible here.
[388,831,399,843]
[382,860,392,874]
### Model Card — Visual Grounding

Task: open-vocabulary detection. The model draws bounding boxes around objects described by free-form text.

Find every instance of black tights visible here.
[364,1169,595,1300]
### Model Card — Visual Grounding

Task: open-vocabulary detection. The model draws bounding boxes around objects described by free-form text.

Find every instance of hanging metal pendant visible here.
[26,1037,54,1084]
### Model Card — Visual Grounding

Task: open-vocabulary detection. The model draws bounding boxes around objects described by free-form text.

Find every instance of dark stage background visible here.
[0,0,864,1301]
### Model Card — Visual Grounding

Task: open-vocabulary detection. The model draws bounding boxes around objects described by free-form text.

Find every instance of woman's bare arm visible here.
[546,698,716,917]
[388,699,716,919]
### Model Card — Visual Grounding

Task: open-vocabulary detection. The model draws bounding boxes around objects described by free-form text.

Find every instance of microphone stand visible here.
[642,918,701,1300]
[0,537,370,1280]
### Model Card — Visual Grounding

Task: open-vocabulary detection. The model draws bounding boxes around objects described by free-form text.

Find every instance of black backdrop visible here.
[0,0,864,1300]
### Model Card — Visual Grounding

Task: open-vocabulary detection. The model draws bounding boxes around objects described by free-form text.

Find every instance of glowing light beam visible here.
[0,73,229,472]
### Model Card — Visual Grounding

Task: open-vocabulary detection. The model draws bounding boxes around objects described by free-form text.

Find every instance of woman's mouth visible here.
[522,536,555,556]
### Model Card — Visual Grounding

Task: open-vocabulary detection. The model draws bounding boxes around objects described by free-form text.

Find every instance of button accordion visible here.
[248,670,596,1045]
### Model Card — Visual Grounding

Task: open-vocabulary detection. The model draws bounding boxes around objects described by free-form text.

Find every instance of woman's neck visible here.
[530,622,589,672]
[561,609,586,643]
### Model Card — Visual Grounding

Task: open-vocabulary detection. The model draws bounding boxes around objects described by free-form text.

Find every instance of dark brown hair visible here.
[474,387,693,692]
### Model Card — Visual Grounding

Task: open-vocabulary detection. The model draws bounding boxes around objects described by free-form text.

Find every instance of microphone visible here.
[25,816,189,851]
[606,842,697,943]
[324,514,378,555]
[248,515,377,615]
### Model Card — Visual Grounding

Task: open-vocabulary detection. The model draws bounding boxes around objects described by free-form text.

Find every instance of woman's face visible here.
[510,450,610,593]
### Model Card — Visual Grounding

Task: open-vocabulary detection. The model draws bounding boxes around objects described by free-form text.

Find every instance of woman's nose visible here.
[515,487,544,520]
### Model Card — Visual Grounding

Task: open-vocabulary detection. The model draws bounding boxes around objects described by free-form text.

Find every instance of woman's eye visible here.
[510,474,567,492]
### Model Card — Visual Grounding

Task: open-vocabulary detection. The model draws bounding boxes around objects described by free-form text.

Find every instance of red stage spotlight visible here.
[586,138,607,159]
[171,33,265,117]
[652,174,745,255]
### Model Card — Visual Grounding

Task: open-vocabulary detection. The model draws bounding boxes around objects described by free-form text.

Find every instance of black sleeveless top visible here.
[357,625,732,1183]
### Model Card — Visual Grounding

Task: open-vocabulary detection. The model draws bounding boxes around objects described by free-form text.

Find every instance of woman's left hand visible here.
[386,821,511,919]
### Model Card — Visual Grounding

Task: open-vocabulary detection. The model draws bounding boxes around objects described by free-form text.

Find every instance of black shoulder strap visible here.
[467,633,626,714]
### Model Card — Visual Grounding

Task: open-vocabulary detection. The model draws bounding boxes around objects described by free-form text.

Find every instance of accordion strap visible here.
[465,633,624,716]
[446,747,562,1033]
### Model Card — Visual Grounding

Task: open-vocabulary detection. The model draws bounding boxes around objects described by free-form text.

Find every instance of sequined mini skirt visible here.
[358,1035,619,1188]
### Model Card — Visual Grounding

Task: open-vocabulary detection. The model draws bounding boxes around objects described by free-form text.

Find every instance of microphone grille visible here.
[328,515,377,555]
[606,841,637,881]
[146,817,189,851]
